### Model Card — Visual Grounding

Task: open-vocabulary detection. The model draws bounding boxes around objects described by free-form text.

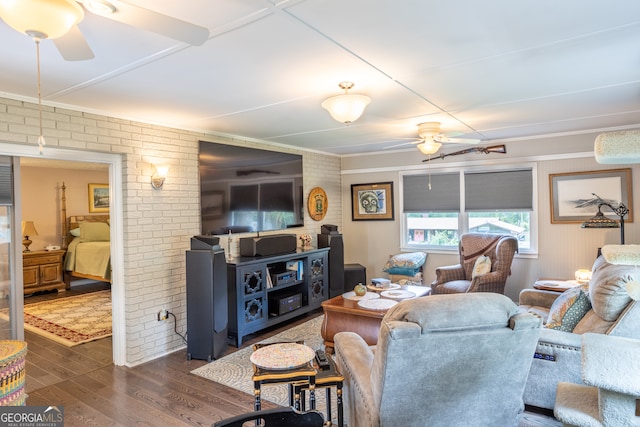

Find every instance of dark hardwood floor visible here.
[24,290,321,427]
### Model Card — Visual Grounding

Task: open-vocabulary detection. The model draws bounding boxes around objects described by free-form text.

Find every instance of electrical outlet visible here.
[157,309,169,321]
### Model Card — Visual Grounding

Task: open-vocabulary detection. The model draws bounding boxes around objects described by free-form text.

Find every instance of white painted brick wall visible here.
[0,96,342,365]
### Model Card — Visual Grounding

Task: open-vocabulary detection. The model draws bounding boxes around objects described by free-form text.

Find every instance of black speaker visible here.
[186,242,228,361]
[344,263,367,291]
[318,233,344,298]
[239,234,297,257]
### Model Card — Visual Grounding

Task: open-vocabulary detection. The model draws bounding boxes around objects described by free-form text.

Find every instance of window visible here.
[402,166,535,252]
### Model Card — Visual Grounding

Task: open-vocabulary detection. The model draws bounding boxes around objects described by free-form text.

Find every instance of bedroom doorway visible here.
[0,143,125,366]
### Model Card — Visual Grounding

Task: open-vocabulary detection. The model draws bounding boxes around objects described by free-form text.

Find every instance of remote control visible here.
[315,349,330,370]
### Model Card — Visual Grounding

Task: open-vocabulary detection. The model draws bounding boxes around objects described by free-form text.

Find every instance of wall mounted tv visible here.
[199,140,304,235]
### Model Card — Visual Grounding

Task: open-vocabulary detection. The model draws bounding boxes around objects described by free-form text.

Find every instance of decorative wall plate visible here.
[307,187,328,221]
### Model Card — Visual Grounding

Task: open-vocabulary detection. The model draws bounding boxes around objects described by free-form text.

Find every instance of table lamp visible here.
[21,220,38,252]
[601,244,640,301]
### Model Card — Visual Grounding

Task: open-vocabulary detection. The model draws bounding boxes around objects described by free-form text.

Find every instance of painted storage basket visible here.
[0,341,27,406]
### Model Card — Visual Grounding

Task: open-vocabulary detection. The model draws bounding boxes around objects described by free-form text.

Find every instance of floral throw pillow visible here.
[472,255,492,279]
[546,284,592,332]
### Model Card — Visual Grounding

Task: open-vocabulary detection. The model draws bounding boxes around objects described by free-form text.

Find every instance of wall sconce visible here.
[22,220,39,252]
[151,165,169,189]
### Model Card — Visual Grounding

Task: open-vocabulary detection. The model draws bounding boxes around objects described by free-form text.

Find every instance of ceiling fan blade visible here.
[53,25,95,61]
[384,140,421,149]
[105,1,209,46]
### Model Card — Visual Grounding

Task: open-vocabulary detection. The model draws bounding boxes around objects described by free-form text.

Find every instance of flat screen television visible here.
[199,140,304,235]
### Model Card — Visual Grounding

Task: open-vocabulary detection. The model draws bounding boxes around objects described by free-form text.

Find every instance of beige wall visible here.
[20,165,109,251]
[341,133,640,301]
[0,96,342,365]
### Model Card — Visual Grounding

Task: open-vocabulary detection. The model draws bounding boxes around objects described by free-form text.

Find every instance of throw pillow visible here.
[79,221,110,242]
[69,228,81,237]
[471,255,491,279]
[383,252,427,276]
[546,284,592,332]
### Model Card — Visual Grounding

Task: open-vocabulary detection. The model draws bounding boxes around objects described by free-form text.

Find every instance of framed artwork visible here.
[88,183,110,213]
[351,182,394,221]
[549,168,633,224]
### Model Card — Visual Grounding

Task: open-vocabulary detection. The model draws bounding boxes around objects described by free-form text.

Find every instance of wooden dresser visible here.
[23,250,66,294]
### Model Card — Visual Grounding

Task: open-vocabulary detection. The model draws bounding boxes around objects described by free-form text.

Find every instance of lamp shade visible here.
[21,221,38,237]
[417,140,442,155]
[321,93,371,124]
[581,210,619,229]
[0,0,84,39]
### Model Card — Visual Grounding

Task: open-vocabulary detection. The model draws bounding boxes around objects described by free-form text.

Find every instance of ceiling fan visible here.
[387,122,481,155]
[0,0,210,61]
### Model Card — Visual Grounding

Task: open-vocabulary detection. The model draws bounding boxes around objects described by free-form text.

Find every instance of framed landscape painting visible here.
[549,168,632,224]
[88,183,110,213]
[351,182,394,221]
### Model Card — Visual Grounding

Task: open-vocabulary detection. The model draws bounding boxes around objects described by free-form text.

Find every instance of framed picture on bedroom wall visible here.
[351,181,395,221]
[88,183,110,213]
[549,168,633,224]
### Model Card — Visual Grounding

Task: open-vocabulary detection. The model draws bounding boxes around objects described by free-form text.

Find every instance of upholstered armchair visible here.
[334,293,542,427]
[431,233,518,294]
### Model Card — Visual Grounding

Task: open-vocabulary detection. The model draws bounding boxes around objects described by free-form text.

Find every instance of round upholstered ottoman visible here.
[0,341,27,406]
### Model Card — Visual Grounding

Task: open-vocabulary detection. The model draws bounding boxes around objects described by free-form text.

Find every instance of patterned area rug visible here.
[4,291,112,347]
[192,315,325,408]
[191,315,561,426]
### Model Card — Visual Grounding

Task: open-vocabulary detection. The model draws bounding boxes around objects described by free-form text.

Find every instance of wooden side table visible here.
[250,342,317,412]
[533,278,583,292]
[23,250,66,294]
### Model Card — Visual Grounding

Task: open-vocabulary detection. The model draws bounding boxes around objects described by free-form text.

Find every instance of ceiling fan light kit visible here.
[322,81,371,124]
[0,0,84,40]
[80,0,116,16]
[417,140,442,155]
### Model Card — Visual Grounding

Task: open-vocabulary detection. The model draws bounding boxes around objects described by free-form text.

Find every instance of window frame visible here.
[400,162,538,255]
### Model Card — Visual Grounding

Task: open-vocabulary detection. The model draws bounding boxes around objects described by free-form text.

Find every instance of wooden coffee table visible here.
[321,285,431,353]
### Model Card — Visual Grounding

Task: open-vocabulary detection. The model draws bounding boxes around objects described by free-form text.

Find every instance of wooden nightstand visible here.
[23,250,66,294]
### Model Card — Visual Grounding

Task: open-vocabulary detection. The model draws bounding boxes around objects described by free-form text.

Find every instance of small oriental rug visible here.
[3,290,112,347]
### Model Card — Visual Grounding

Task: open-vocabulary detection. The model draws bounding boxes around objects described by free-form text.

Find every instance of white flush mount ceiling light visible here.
[0,0,84,40]
[0,0,85,154]
[322,81,371,124]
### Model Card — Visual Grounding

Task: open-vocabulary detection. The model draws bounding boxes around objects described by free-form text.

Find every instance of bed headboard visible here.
[60,182,110,249]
